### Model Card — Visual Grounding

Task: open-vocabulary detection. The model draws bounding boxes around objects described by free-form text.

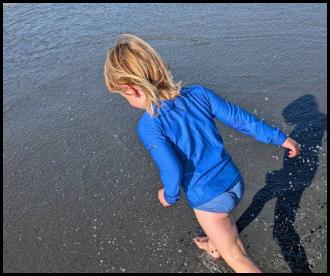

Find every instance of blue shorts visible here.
[193,177,245,213]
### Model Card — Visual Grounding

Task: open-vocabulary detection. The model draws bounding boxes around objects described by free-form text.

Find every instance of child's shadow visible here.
[236,95,327,273]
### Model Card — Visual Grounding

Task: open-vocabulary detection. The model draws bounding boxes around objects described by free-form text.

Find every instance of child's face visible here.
[119,85,147,110]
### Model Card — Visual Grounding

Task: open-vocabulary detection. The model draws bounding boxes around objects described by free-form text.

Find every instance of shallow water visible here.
[3,3,327,273]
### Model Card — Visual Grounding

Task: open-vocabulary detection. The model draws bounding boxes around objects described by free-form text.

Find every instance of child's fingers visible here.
[288,145,299,158]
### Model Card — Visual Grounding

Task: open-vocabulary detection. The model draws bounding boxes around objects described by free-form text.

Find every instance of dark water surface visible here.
[3,3,327,273]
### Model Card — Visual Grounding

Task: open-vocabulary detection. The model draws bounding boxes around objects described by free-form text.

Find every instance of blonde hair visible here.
[104,33,182,117]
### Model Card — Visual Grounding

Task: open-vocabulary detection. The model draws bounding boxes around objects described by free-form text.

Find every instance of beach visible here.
[3,3,327,273]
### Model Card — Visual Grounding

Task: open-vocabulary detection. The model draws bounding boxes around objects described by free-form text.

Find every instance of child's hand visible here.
[158,188,171,207]
[281,137,301,158]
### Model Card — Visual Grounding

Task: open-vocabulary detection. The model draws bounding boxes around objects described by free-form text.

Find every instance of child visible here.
[104,34,300,273]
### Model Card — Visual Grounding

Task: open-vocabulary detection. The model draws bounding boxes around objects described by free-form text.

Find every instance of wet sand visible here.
[3,3,327,273]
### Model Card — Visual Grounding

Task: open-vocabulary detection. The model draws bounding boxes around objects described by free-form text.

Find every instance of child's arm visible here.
[137,120,183,206]
[201,86,300,156]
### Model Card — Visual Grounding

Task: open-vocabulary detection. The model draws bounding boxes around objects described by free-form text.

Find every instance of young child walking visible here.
[104,34,300,273]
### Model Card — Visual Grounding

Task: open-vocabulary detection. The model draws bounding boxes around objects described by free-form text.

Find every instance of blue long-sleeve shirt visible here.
[137,85,287,208]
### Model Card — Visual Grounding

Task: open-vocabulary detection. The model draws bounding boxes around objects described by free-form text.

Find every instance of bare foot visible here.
[193,236,221,259]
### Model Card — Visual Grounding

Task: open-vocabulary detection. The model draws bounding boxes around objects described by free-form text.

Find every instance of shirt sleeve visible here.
[137,119,183,205]
[201,86,287,146]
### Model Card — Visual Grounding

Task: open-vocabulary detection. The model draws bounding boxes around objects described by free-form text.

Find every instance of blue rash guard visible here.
[137,85,287,208]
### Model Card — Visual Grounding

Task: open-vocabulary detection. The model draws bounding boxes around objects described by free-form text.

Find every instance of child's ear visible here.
[131,85,144,97]
[121,84,131,91]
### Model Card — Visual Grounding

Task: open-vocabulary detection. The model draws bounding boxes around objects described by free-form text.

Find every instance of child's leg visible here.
[193,209,262,273]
